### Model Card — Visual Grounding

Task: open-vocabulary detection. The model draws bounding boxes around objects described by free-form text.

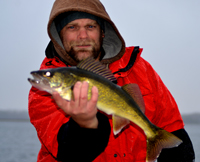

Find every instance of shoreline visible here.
[0,110,200,124]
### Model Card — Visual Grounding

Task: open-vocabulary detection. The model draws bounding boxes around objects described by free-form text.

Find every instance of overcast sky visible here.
[0,0,199,114]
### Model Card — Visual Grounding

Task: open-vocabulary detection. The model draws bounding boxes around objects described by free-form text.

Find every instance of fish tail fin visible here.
[146,127,182,162]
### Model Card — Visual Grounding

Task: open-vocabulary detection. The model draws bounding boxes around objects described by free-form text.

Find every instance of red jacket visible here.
[28,46,184,162]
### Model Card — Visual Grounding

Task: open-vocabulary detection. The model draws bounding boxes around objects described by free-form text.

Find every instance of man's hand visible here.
[52,81,99,129]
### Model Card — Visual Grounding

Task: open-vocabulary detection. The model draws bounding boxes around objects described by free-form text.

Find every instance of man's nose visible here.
[78,28,88,39]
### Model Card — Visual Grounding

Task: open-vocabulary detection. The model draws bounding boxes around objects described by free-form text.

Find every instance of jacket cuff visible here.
[157,129,195,162]
[57,112,111,161]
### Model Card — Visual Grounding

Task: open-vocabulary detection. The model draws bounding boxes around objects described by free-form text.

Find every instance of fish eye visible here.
[46,71,51,77]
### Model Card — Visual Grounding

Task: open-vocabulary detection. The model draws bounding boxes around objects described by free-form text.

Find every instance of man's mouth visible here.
[76,44,91,47]
[74,44,93,50]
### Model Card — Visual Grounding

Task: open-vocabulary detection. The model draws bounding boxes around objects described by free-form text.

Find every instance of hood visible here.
[47,0,125,66]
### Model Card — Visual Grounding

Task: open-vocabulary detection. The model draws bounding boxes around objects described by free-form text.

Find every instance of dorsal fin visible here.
[122,83,145,113]
[77,57,117,82]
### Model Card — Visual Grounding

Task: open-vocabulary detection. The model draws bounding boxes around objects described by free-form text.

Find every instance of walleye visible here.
[28,58,182,162]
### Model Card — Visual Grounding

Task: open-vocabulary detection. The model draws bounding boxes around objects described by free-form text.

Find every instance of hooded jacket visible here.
[28,0,194,161]
[29,46,189,162]
[47,0,125,66]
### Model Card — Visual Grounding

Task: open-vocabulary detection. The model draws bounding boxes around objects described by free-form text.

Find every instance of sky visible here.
[0,0,199,115]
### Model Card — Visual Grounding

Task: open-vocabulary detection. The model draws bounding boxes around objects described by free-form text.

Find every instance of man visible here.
[28,0,195,161]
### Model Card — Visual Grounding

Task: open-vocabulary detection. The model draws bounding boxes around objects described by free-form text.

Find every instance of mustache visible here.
[70,40,95,46]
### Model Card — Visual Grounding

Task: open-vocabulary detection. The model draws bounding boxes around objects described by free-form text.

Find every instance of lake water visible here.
[0,121,199,162]
[0,121,40,162]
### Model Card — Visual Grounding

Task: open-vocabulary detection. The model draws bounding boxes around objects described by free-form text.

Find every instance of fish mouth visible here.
[28,74,40,84]
[28,73,50,88]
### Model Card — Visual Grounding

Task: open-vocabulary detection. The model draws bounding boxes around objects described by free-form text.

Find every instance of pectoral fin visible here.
[112,115,130,135]
[61,87,73,101]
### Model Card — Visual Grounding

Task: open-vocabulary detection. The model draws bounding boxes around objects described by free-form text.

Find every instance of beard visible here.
[67,44,100,62]
[64,36,103,62]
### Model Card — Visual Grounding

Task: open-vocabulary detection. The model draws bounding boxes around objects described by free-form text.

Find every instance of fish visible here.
[28,57,182,162]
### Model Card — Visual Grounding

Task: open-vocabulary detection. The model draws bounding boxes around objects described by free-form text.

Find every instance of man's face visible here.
[60,18,104,62]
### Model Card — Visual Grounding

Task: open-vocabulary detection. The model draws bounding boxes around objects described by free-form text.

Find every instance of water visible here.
[0,121,40,162]
[0,121,199,162]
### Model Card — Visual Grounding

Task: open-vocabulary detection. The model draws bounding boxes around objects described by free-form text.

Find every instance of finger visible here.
[88,86,98,109]
[71,81,82,108]
[79,81,89,107]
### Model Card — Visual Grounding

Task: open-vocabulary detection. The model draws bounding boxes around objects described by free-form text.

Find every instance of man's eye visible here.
[88,25,95,29]
[68,26,75,29]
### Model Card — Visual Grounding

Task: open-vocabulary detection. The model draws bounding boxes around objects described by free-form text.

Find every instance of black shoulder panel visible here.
[45,41,69,65]
[113,46,139,74]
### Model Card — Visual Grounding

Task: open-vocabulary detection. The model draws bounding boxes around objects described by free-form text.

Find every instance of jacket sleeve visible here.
[143,59,195,161]
[140,58,184,132]
[56,112,111,162]
[28,87,69,158]
[29,86,111,161]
